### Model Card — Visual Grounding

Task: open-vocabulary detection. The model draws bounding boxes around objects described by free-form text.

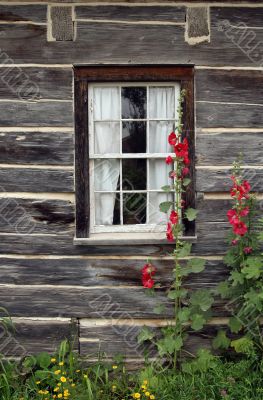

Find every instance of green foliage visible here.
[212,330,231,350]
[159,201,173,213]
[184,208,198,221]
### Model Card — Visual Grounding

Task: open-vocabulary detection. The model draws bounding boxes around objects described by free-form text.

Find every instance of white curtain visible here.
[148,86,179,224]
[93,87,120,225]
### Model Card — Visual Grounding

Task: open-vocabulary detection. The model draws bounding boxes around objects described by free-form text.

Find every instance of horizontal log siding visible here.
[0,3,262,361]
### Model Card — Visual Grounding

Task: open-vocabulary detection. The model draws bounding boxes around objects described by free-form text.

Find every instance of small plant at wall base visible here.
[215,161,263,357]
[138,90,214,368]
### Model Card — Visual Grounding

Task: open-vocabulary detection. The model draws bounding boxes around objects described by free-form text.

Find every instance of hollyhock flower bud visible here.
[231,239,238,246]
[244,246,252,254]
[169,171,176,179]
[182,167,190,176]
[165,155,173,165]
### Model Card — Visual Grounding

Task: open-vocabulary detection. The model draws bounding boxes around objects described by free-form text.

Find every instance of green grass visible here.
[0,343,262,400]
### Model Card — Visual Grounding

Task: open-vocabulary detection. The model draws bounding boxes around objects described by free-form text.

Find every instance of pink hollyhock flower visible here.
[166,222,174,241]
[165,155,173,165]
[233,221,248,236]
[232,239,239,246]
[168,132,177,146]
[169,210,179,225]
[182,167,190,176]
[244,246,252,254]
[227,209,239,225]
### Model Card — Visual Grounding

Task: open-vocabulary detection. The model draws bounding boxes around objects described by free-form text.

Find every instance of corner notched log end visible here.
[185,7,210,46]
[48,6,75,42]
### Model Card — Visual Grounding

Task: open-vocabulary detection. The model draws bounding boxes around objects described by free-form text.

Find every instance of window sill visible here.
[74,233,197,246]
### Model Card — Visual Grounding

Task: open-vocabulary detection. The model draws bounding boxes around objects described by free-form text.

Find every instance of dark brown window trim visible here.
[74,65,195,242]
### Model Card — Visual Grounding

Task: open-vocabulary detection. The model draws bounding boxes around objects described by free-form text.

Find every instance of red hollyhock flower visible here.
[240,207,249,217]
[169,210,178,225]
[244,246,252,254]
[182,167,190,176]
[166,222,174,241]
[227,209,239,225]
[233,221,248,236]
[174,142,188,158]
[243,180,251,192]
[183,156,190,165]
[165,155,173,165]
[168,132,177,146]
[142,276,155,289]
[141,263,156,277]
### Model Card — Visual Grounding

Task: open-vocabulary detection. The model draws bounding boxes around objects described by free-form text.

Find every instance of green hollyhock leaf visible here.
[186,258,206,274]
[177,308,191,322]
[161,185,172,192]
[177,242,192,258]
[242,257,262,279]
[36,352,51,369]
[137,327,155,344]
[191,314,206,331]
[229,316,243,333]
[230,270,245,286]
[185,208,198,221]
[231,337,254,354]
[212,330,230,350]
[168,289,188,300]
[153,304,165,315]
[190,289,214,312]
[183,178,191,187]
[217,281,231,298]
[157,336,183,355]
[159,201,173,213]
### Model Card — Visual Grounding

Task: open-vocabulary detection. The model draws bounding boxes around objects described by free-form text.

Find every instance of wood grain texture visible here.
[0,5,47,23]
[196,69,263,104]
[196,102,263,128]
[196,133,263,166]
[0,285,228,318]
[0,258,228,287]
[76,5,186,22]
[79,323,231,359]
[0,318,78,356]
[187,7,209,38]
[212,6,263,28]
[0,18,261,66]
[0,68,72,101]
[196,168,263,192]
[0,198,74,234]
[0,168,74,192]
[0,131,73,165]
[0,101,73,127]
[0,225,228,255]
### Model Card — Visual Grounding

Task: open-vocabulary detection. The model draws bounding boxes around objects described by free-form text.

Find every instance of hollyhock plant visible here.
[165,155,173,165]
[166,222,174,241]
[168,131,177,146]
[141,262,156,288]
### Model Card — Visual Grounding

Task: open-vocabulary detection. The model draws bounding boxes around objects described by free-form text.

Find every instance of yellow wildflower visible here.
[59,361,64,366]
[60,376,67,383]
[143,380,148,385]
[57,383,61,387]
[133,394,141,399]
[71,383,76,387]
[58,394,63,399]
[150,396,155,399]
[83,374,88,378]
[145,392,150,397]
[36,381,41,385]
[51,358,56,363]
[54,370,61,375]
[54,387,59,392]
[112,365,118,369]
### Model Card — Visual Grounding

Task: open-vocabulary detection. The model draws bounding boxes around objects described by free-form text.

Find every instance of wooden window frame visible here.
[74,65,195,245]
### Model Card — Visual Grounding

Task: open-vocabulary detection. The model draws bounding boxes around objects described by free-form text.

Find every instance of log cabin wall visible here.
[0,0,262,363]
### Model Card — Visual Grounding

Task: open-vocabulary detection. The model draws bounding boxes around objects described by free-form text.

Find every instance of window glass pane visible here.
[122,121,146,153]
[123,193,146,224]
[149,121,175,153]
[121,87,146,119]
[93,87,119,120]
[94,122,120,154]
[148,159,172,190]
[122,159,146,190]
[149,87,175,119]
[95,193,120,225]
[148,192,173,224]
[94,159,120,191]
